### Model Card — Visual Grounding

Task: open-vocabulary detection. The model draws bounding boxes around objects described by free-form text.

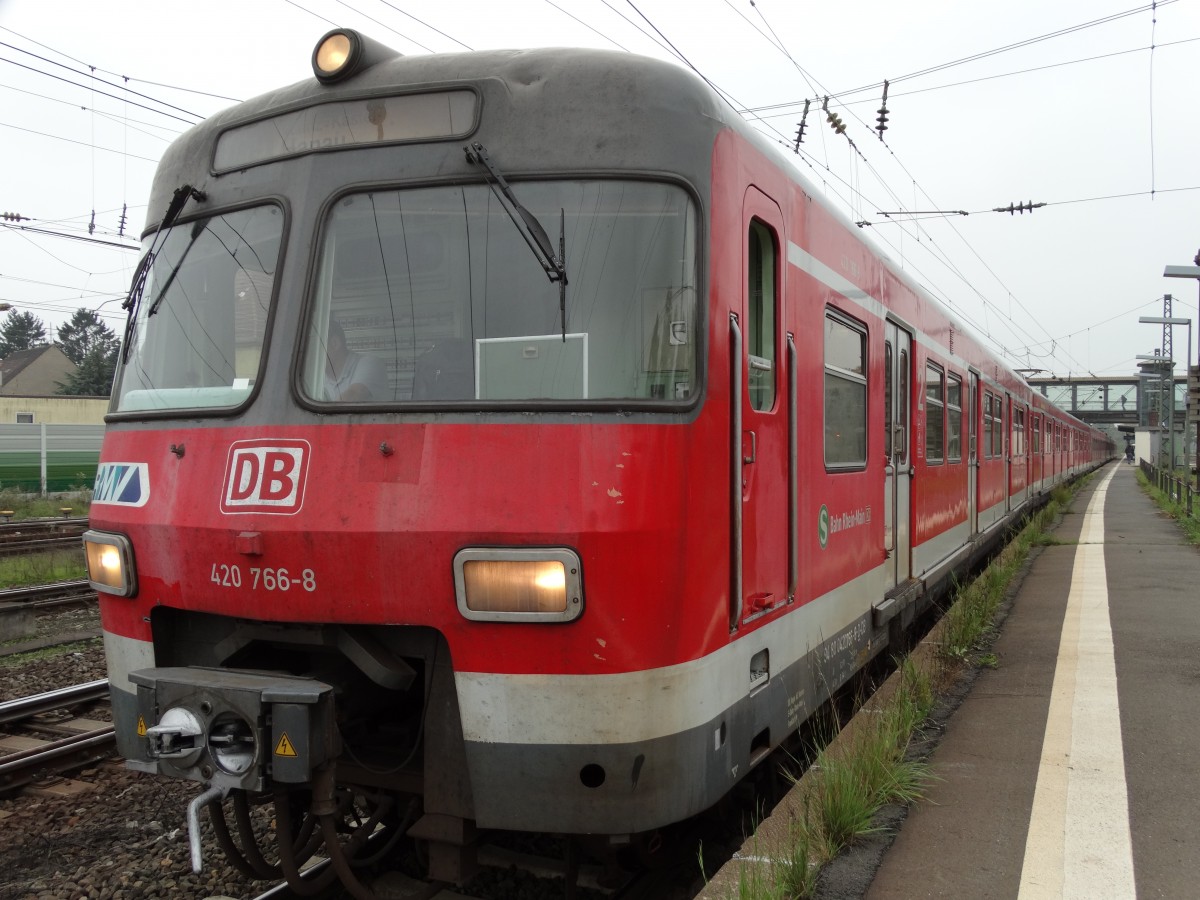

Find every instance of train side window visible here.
[1013,407,1025,458]
[897,348,908,466]
[983,393,994,459]
[925,363,944,465]
[884,342,893,459]
[993,399,1004,458]
[1032,415,1041,454]
[747,220,777,412]
[946,373,962,462]
[823,312,867,468]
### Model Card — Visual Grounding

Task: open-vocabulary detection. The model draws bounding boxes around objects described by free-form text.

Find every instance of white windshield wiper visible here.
[463,142,569,339]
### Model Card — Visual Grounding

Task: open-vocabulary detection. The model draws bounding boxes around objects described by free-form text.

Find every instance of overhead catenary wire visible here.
[808,0,1178,104]
[542,0,631,51]
[0,83,185,143]
[741,0,1091,375]
[1147,1,1158,196]
[0,55,200,126]
[0,0,1189,378]
[0,25,240,103]
[0,121,161,164]
[0,40,204,122]
[375,0,475,50]
[332,0,436,53]
[743,35,1200,119]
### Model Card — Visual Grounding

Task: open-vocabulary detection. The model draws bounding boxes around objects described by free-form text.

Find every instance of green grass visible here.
[0,549,87,588]
[806,671,934,855]
[1136,470,1200,545]
[937,476,1088,662]
[720,656,938,899]
[0,488,91,520]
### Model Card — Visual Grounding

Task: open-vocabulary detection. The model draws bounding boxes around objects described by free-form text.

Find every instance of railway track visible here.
[0,578,94,608]
[0,579,98,650]
[0,517,89,557]
[0,678,115,797]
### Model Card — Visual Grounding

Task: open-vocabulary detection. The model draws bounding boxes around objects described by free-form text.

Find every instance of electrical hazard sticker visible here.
[274,733,298,757]
[137,716,147,736]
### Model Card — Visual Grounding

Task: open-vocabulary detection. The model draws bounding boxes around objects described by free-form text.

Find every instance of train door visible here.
[1018,403,1030,505]
[730,188,790,629]
[883,321,912,590]
[968,371,979,535]
[1032,413,1042,489]
[1004,392,1013,513]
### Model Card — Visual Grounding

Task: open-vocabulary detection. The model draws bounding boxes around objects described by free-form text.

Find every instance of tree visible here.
[0,310,48,358]
[56,308,119,367]
[55,344,118,396]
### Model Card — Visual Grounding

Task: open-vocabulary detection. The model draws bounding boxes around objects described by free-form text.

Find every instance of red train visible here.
[87,29,1112,893]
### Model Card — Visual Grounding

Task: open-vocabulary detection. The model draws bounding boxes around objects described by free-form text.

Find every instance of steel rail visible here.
[0,579,92,604]
[0,678,110,725]
[0,535,86,557]
[0,517,88,534]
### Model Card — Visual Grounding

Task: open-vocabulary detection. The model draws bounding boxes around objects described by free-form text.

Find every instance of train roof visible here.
[147,45,736,226]
[143,37,1103,435]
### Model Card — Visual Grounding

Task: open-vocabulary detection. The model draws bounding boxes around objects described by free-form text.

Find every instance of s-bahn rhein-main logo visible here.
[93,462,150,507]
[221,439,310,515]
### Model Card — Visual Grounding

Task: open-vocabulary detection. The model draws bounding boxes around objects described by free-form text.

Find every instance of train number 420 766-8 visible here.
[211,563,317,592]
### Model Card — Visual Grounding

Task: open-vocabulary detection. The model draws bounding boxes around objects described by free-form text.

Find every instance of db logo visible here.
[221,440,310,515]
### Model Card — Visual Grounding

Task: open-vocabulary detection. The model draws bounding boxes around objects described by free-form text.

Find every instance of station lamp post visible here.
[1164,258,1200,483]
[1140,317,1191,474]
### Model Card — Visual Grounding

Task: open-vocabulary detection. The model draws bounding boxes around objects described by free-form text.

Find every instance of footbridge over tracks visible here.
[1026,374,1188,428]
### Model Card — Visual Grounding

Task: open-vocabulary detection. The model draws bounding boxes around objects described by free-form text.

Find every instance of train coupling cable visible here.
[188,783,229,873]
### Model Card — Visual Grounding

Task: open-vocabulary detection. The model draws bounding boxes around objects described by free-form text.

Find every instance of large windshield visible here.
[300,180,697,405]
[113,204,283,412]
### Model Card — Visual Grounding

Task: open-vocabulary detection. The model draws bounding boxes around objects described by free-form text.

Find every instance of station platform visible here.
[865,461,1200,899]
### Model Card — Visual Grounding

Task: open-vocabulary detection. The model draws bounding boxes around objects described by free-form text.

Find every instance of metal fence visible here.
[0,423,105,495]
[1140,459,1197,518]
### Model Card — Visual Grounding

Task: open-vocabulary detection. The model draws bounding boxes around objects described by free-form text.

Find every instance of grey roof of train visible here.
[141,44,1056,407]
[147,47,745,226]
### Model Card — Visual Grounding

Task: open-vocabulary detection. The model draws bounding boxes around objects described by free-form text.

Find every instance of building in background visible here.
[0,348,107,493]
[0,345,77,396]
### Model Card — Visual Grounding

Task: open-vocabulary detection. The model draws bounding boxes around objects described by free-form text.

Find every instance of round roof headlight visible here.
[311,29,401,85]
[314,30,354,81]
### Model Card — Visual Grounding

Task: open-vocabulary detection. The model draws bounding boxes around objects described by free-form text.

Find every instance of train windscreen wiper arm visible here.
[463,142,569,339]
[121,184,206,362]
[146,217,208,317]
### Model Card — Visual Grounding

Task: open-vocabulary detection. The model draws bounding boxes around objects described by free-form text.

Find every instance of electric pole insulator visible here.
[993,200,1046,215]
[876,80,890,140]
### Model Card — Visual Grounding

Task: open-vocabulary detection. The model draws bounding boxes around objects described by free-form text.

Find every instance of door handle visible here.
[743,430,757,464]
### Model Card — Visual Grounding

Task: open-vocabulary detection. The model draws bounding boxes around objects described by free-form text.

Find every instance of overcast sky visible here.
[1,0,1198,379]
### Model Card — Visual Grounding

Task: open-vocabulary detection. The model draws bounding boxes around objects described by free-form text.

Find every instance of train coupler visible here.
[129,667,339,791]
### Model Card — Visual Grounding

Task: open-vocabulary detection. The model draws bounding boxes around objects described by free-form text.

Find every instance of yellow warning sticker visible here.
[137,716,147,737]
[274,733,298,757]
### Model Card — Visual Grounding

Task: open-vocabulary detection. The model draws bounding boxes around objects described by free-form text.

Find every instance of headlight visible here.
[313,30,353,81]
[311,28,400,85]
[82,530,138,597]
[454,548,583,622]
